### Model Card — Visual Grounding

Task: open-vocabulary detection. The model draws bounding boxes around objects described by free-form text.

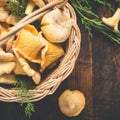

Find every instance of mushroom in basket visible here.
[41,8,72,43]
[12,24,65,85]
[0,1,73,85]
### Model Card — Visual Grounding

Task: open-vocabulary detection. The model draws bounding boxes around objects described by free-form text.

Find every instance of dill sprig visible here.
[5,0,27,19]
[14,77,35,118]
[25,102,35,118]
[70,0,120,44]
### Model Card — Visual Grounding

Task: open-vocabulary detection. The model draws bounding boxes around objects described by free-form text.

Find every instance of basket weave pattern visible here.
[0,0,81,102]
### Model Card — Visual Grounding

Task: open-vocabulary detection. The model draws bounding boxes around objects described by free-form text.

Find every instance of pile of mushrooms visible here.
[0,0,72,85]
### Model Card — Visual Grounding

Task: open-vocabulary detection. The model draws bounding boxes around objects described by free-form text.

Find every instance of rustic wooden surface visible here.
[0,2,120,120]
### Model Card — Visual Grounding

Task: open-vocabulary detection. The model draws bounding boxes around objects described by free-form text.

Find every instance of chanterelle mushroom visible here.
[0,47,16,76]
[13,48,41,85]
[0,62,16,76]
[13,24,45,64]
[0,47,15,62]
[39,32,65,72]
[102,8,120,31]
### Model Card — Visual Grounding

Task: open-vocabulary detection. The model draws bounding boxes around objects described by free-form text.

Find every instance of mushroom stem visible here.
[25,0,36,15]
[102,8,120,31]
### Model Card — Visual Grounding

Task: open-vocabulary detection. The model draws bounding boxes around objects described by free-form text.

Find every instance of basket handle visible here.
[0,0,68,46]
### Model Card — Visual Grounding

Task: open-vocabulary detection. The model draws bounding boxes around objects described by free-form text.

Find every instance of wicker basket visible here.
[0,0,81,103]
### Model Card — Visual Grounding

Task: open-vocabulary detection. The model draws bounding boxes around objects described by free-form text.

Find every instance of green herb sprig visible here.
[14,77,35,118]
[5,0,27,19]
[70,0,120,44]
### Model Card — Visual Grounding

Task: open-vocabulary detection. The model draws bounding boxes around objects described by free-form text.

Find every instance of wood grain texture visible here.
[0,1,120,120]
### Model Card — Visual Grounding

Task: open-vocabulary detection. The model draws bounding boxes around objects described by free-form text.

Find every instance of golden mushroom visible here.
[0,47,16,76]
[13,24,45,64]
[102,8,120,31]
[38,32,65,72]
[13,49,41,85]
[58,89,85,117]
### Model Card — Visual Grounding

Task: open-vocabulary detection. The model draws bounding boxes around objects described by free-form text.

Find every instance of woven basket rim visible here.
[0,0,81,103]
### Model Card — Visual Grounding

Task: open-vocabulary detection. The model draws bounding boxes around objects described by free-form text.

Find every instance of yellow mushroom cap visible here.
[13,25,45,63]
[58,89,85,117]
[39,33,65,72]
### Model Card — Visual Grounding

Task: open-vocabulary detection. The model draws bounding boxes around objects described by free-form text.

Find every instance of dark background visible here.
[0,1,120,120]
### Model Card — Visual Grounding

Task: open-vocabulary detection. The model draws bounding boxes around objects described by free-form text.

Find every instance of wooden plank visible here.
[62,24,94,120]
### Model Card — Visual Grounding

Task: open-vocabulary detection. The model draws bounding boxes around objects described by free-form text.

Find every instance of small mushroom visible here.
[0,47,15,62]
[0,62,16,76]
[102,8,120,31]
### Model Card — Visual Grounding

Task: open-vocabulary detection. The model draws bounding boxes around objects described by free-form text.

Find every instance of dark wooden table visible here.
[0,2,120,120]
